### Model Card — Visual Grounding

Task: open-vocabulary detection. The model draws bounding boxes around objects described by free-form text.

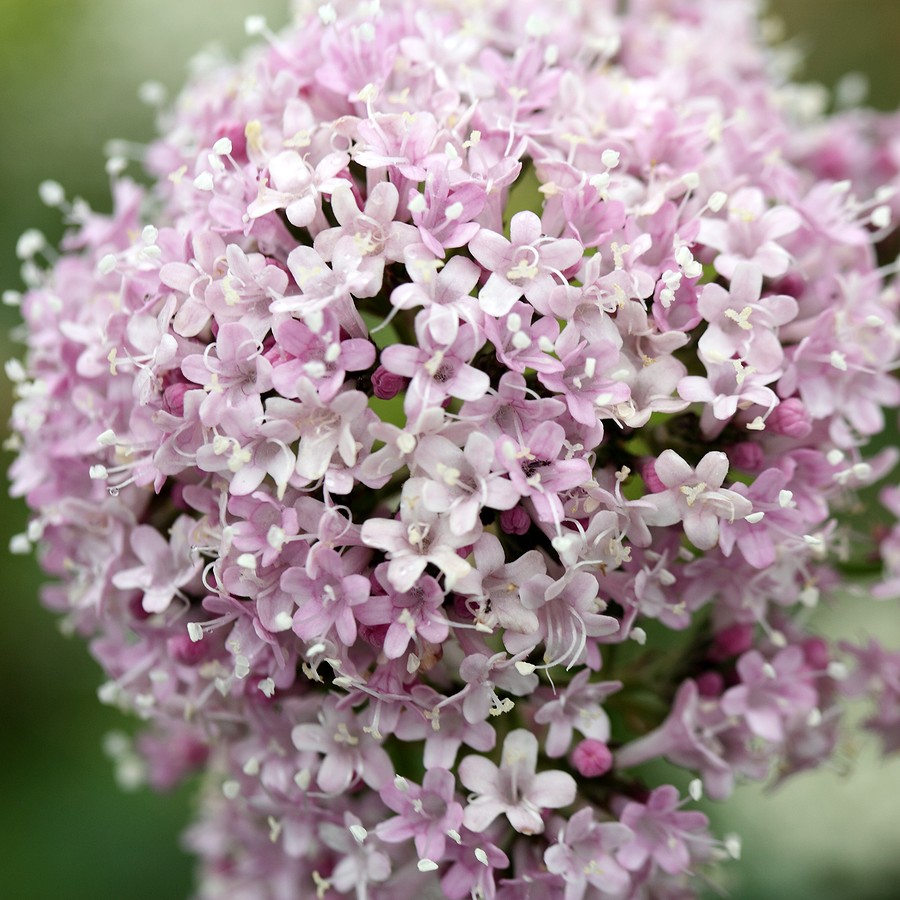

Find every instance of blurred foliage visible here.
[0,2,898,898]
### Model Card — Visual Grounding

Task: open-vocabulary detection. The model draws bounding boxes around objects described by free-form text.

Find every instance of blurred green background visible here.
[0,2,898,898]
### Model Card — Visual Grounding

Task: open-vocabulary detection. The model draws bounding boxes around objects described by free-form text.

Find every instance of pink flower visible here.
[641,450,754,550]
[459,729,576,835]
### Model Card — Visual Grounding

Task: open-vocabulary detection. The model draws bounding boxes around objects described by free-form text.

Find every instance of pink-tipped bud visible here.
[767,398,812,439]
[168,633,211,666]
[641,459,666,493]
[729,441,764,471]
[710,623,754,661]
[163,382,190,417]
[696,671,725,697]
[500,506,531,535]
[371,366,406,400]
[572,739,613,778]
[802,637,830,670]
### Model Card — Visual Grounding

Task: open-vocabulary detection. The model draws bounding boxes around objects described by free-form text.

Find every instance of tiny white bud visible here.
[826,449,845,465]
[2,290,22,306]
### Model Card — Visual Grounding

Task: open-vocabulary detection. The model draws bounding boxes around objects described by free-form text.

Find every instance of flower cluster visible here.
[7,1,900,897]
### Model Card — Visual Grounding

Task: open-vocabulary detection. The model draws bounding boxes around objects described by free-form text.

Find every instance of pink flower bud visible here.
[641,459,666,493]
[371,365,406,399]
[167,632,211,666]
[696,671,724,697]
[571,739,613,778]
[500,506,531,535]
[802,637,830,670]
[767,398,812,438]
[729,441,764,471]
[709,623,754,661]
[163,382,190,416]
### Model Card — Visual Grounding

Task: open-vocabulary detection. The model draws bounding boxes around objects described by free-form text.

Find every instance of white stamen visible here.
[708,191,728,212]
[16,229,45,259]
[244,15,268,35]
[417,859,439,873]
[350,824,368,844]
[222,780,241,799]
[724,833,742,860]
[38,180,65,207]
[871,205,891,229]
[601,149,620,169]
[827,661,848,681]
[98,254,118,275]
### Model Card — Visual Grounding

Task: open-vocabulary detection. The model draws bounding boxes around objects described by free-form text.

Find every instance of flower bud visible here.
[571,739,613,777]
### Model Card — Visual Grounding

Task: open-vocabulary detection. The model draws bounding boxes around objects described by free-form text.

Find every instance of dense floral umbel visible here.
[7,0,900,897]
